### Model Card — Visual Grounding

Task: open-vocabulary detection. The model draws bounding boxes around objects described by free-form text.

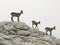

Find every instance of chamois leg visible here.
[32,24,34,28]
[37,26,39,30]
[50,31,52,35]
[32,25,33,28]
[35,25,37,29]
[11,16,14,22]
[17,17,19,22]
[46,31,48,35]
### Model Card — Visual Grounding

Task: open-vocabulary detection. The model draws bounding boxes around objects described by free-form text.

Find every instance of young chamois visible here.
[45,26,56,35]
[11,10,23,22]
[32,20,40,29]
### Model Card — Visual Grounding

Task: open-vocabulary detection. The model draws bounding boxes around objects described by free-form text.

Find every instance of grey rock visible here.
[0,21,59,45]
[17,30,31,36]
[0,43,6,45]
[13,22,30,30]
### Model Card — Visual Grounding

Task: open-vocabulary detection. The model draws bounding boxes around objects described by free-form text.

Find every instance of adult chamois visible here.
[32,20,40,30]
[45,26,56,35]
[11,10,23,22]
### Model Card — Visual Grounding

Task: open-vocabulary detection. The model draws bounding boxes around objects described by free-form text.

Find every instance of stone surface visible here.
[0,21,60,45]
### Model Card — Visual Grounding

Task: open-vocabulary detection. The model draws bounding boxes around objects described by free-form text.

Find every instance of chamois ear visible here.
[39,21,40,24]
[54,26,56,30]
[21,10,23,14]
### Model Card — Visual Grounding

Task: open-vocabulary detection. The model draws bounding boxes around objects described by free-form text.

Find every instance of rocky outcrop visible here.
[0,21,60,45]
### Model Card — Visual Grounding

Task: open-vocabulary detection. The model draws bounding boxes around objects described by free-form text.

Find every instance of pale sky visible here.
[0,0,60,38]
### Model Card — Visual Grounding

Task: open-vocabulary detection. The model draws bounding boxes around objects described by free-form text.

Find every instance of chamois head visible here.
[21,10,23,14]
[38,21,40,24]
[53,26,56,30]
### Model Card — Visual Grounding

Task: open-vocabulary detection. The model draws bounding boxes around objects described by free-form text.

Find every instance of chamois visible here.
[11,10,23,22]
[32,20,40,29]
[45,26,56,35]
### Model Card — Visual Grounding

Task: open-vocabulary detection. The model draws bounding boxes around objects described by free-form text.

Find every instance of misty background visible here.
[0,0,60,38]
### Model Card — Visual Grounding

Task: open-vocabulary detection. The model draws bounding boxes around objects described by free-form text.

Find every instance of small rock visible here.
[17,30,31,36]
